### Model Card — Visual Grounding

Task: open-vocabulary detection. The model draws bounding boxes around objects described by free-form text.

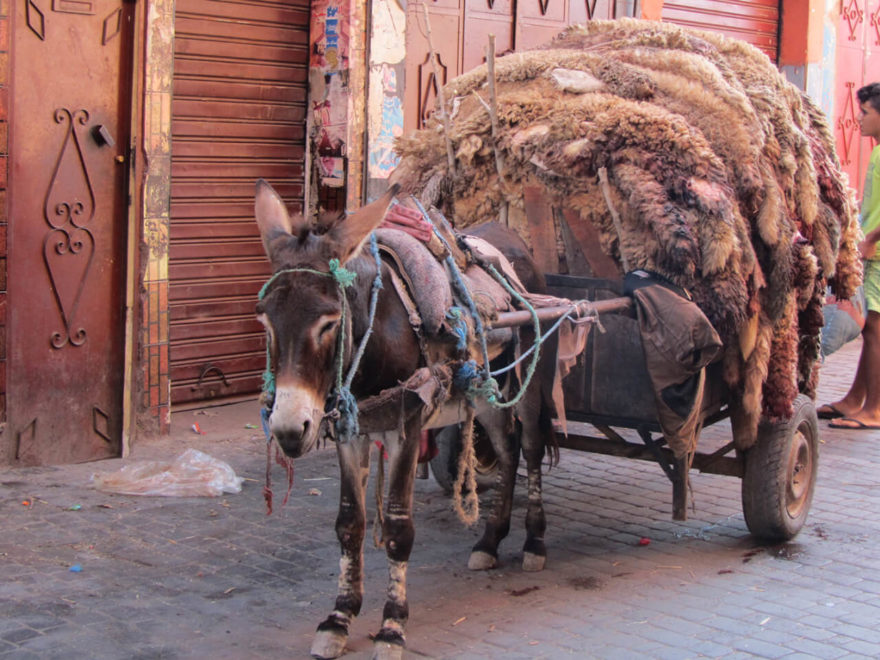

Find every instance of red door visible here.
[6,0,134,464]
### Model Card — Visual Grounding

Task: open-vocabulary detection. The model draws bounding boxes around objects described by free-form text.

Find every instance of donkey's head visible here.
[254,179,398,457]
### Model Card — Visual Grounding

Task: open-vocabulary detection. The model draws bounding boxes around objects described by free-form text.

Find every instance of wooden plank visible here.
[522,184,559,273]
[559,208,621,279]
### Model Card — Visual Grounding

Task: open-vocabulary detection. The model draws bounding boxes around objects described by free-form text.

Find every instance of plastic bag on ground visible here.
[92,448,244,497]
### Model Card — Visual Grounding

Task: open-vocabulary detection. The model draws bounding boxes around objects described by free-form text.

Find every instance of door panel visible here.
[7,0,134,464]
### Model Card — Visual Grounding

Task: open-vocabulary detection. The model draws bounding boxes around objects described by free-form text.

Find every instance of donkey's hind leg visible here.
[518,391,552,573]
[468,407,519,570]
[311,437,371,659]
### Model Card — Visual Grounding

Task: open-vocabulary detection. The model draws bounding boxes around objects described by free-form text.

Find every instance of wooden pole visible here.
[490,296,632,328]
[598,166,630,272]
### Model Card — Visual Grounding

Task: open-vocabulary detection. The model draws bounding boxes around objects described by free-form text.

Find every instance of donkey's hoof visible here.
[372,640,405,660]
[468,550,498,570]
[311,629,348,659]
[522,552,546,572]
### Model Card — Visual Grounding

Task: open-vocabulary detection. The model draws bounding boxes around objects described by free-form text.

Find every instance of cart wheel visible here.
[430,423,499,495]
[742,394,819,541]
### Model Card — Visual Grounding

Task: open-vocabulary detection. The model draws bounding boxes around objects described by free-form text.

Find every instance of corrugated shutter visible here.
[170,0,309,406]
[662,0,779,61]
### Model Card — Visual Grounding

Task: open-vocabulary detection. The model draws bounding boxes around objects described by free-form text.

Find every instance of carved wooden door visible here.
[7,0,134,464]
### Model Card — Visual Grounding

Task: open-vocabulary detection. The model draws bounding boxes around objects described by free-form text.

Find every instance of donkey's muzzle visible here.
[270,386,322,457]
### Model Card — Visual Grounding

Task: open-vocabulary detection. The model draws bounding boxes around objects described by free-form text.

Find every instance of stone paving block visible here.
[785,636,851,659]
[838,636,880,656]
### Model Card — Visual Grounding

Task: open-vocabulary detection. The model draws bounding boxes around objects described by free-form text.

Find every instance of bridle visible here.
[258,233,384,444]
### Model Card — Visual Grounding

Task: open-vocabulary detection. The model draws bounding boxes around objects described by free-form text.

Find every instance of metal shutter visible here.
[170,0,308,406]
[662,0,779,60]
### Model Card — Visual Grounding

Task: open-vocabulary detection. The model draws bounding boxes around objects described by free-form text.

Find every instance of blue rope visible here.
[446,307,469,351]
[334,234,384,444]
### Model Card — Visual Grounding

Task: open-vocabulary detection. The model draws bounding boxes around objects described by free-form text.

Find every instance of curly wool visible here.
[391,18,861,449]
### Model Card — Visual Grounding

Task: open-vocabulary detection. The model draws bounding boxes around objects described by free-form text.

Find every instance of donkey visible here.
[254,179,557,659]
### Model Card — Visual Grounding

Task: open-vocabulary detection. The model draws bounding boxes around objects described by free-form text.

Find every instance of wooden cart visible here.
[430,272,820,543]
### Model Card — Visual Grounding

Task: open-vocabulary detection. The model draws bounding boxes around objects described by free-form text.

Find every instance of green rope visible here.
[479,263,542,409]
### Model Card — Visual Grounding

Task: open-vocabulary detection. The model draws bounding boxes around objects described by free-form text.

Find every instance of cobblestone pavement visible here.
[3,339,880,659]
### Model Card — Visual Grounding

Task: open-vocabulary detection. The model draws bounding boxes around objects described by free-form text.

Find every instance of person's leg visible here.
[829,262,880,428]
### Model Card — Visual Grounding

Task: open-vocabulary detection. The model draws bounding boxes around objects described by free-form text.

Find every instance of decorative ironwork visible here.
[586,0,597,19]
[417,52,447,130]
[52,0,94,14]
[93,406,111,442]
[539,0,550,15]
[26,0,46,40]
[842,0,865,42]
[871,2,880,46]
[102,7,121,44]
[43,108,96,349]
[837,82,860,166]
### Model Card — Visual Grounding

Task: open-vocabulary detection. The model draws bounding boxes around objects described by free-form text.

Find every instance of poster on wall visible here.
[366,0,406,201]
[311,0,351,188]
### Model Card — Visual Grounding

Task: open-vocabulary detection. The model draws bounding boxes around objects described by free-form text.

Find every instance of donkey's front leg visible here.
[372,417,421,660]
[312,438,371,660]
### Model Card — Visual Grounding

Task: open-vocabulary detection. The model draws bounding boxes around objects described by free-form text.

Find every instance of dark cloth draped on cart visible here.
[628,272,722,459]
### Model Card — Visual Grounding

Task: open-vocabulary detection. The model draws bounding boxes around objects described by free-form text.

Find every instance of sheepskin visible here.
[391,18,861,449]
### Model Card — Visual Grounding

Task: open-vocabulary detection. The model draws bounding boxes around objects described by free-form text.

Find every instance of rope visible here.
[373,441,386,548]
[451,407,480,526]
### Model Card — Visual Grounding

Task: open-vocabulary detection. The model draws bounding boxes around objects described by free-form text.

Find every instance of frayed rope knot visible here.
[454,360,501,404]
[328,258,356,288]
[445,307,469,351]
[335,387,360,444]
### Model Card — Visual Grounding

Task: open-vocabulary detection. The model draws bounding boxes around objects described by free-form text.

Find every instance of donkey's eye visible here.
[318,318,339,341]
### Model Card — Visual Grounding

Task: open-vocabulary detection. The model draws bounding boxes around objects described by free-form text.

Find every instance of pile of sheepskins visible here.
[390,18,862,448]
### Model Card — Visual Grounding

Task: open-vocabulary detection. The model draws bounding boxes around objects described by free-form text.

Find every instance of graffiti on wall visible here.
[311,0,351,187]
[366,0,406,200]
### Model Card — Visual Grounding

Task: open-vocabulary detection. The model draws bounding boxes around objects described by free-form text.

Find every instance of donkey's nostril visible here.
[301,419,311,437]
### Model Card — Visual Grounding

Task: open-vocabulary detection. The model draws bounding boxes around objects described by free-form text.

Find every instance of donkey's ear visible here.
[255,179,306,257]
[330,184,400,263]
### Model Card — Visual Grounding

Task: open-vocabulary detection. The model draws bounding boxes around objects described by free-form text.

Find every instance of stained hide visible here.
[391,18,861,448]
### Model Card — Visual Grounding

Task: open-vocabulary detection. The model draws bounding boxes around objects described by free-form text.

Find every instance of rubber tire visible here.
[429,422,499,495]
[742,394,819,542]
